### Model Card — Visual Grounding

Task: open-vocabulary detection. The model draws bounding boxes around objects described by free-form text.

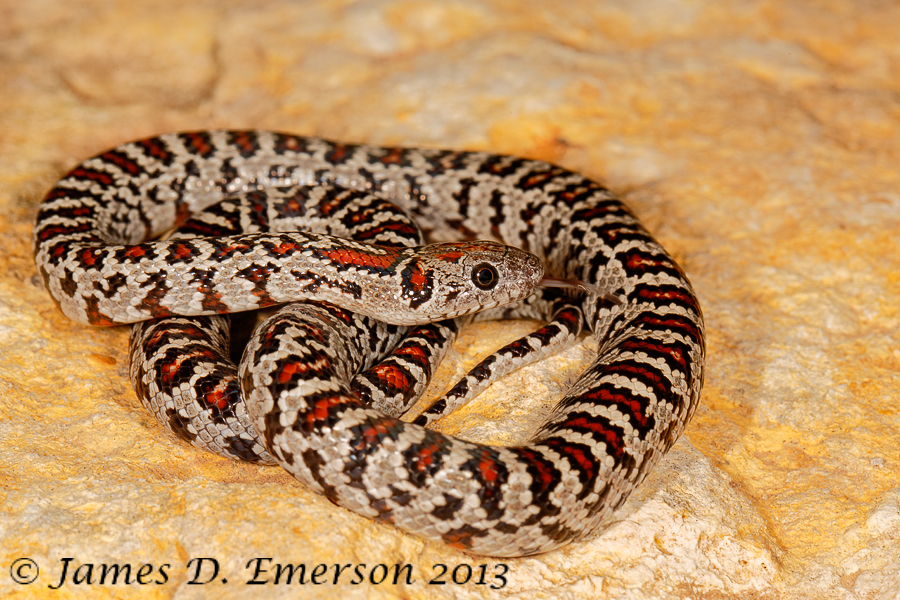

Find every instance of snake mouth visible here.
[539,276,623,306]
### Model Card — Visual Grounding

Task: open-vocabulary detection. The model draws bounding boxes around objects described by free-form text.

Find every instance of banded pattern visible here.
[33,130,705,557]
[414,294,585,427]
[128,187,463,461]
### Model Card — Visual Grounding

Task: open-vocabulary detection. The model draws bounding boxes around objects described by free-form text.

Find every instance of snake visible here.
[32,130,705,557]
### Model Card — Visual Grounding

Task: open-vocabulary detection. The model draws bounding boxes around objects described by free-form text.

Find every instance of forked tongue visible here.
[540,277,623,306]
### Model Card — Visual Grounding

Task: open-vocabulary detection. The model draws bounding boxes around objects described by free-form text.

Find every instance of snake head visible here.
[395,240,544,324]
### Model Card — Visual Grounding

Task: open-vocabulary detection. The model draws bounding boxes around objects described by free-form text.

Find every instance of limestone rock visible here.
[2,1,899,598]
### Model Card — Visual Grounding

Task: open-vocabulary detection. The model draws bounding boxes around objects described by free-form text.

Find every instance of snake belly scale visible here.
[32,130,705,557]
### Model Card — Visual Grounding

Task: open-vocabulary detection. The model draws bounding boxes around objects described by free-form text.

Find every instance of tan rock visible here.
[2,0,899,598]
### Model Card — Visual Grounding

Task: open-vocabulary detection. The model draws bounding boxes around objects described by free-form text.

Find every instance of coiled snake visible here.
[33,130,705,557]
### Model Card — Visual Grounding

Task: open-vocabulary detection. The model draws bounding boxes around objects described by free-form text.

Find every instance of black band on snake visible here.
[32,130,705,557]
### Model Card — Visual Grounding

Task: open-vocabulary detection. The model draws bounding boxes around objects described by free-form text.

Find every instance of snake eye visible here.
[472,263,499,290]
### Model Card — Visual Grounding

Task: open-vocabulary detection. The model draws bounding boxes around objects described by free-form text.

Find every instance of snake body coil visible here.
[33,130,705,557]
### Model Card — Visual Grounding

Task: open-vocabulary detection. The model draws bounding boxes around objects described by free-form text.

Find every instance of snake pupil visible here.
[472,263,499,290]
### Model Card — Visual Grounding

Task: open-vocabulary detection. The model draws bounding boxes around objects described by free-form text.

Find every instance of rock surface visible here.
[2,1,899,598]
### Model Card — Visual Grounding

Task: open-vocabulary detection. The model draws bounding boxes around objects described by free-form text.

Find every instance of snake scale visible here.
[32,130,705,557]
